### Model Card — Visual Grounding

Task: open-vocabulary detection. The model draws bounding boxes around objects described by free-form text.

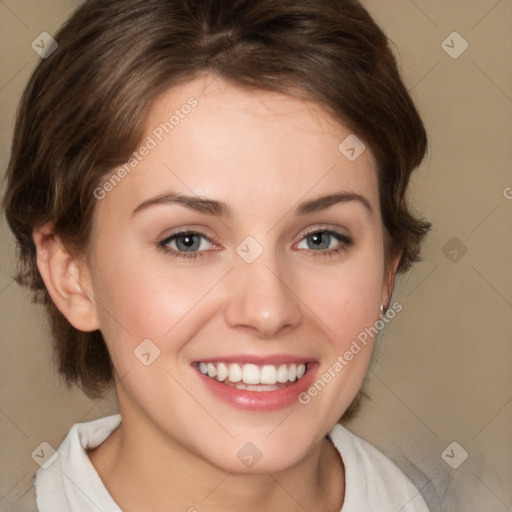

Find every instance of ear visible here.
[381,252,401,309]
[33,222,99,332]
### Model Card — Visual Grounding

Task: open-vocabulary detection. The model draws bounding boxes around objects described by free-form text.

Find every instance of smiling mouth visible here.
[194,361,310,392]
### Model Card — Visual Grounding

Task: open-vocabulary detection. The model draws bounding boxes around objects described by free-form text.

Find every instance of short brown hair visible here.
[2,0,430,400]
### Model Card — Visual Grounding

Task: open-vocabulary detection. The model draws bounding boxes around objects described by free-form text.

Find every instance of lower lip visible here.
[195,363,319,412]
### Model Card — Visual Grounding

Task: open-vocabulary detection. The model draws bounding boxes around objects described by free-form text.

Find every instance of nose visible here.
[223,249,302,339]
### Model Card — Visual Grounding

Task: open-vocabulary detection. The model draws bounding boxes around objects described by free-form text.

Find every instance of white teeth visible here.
[207,363,217,378]
[228,363,242,383]
[260,365,277,384]
[276,364,289,383]
[197,361,308,387]
[242,364,260,384]
[241,383,282,391]
[216,362,228,382]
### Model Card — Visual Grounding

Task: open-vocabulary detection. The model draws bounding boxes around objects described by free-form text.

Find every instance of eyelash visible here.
[157,229,353,260]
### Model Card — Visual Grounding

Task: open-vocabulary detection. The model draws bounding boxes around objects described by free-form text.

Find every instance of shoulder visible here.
[34,414,122,512]
[328,423,431,512]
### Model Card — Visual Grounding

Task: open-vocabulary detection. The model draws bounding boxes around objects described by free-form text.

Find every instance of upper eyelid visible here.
[300,227,351,239]
[159,230,215,246]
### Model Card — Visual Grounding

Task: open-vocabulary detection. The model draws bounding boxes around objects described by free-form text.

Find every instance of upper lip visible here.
[192,354,314,365]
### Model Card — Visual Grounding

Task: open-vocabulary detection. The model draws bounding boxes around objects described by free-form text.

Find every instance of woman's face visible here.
[85,75,395,473]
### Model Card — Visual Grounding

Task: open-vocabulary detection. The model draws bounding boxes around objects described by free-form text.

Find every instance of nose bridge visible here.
[223,238,302,337]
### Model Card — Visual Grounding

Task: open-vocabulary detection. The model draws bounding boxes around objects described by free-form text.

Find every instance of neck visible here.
[88,410,345,512]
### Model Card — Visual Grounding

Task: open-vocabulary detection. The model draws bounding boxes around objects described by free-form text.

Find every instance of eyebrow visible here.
[131,191,373,218]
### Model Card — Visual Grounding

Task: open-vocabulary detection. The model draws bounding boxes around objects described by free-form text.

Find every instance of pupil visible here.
[177,234,199,251]
[309,232,329,250]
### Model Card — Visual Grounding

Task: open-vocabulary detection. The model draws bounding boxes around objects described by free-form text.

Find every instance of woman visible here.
[3,0,431,510]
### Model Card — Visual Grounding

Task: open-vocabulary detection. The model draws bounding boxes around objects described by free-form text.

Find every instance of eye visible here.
[157,228,353,260]
[295,229,353,256]
[158,231,214,259]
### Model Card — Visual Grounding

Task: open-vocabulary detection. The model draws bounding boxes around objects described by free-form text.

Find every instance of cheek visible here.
[90,246,223,362]
[302,247,385,347]
[296,252,384,420]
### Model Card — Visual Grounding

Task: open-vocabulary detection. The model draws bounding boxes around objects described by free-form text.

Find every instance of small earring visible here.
[380,304,385,313]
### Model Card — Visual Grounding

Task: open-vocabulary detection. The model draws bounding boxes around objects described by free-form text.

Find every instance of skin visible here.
[34,74,399,512]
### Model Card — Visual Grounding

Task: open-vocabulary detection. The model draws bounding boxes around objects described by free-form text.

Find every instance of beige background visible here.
[1,1,511,511]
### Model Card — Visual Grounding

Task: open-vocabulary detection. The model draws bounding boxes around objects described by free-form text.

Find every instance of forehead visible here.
[95,74,379,222]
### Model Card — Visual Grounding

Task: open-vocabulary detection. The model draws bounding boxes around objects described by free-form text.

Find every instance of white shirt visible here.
[34,414,430,511]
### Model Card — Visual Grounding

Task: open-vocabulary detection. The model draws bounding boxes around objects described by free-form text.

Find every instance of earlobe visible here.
[382,252,402,309]
[33,223,99,332]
